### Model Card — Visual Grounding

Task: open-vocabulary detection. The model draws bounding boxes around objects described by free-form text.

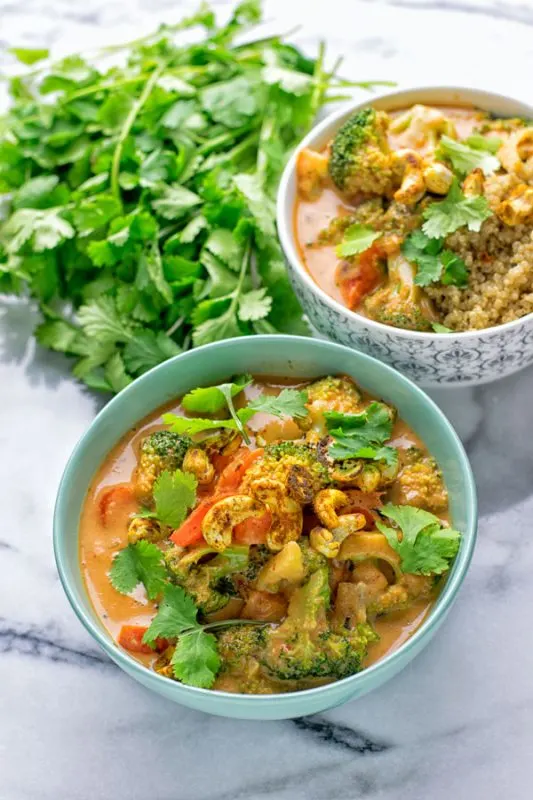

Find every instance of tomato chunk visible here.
[118,625,167,654]
[169,492,234,547]
[216,448,264,493]
[99,485,135,527]
[233,512,272,544]
[338,242,384,310]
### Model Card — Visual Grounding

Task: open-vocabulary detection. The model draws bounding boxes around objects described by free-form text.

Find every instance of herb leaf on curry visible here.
[422,179,492,238]
[376,504,461,575]
[109,540,168,599]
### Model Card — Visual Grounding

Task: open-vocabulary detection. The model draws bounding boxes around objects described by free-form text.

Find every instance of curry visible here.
[294,104,533,332]
[80,374,461,694]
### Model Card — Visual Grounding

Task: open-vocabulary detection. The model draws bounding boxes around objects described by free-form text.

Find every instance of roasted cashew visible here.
[201,495,263,551]
[393,149,426,205]
[183,448,215,486]
[247,477,303,551]
[497,183,533,225]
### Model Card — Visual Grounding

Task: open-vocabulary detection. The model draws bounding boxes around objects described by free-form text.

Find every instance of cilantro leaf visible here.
[171,630,221,688]
[10,47,50,65]
[109,540,168,600]
[123,330,181,376]
[431,322,452,333]
[402,230,468,288]
[142,584,199,646]
[436,135,500,177]
[325,402,394,461]
[422,179,492,238]
[151,469,197,529]
[182,376,251,414]
[376,504,461,575]
[336,224,380,258]
[152,184,201,220]
[249,388,309,419]
[76,297,132,345]
[440,249,468,286]
[238,288,272,321]
[464,134,502,154]
[162,409,253,437]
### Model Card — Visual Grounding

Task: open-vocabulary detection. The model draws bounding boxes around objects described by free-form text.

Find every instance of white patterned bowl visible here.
[277,86,533,387]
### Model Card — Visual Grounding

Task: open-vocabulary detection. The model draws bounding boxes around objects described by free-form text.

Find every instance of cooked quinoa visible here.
[426,214,533,331]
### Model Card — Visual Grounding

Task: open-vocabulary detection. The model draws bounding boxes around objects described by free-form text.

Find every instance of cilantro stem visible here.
[110,63,166,200]
[256,113,275,185]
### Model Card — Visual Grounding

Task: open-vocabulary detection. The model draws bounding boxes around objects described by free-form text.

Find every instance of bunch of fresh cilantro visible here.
[0,0,375,393]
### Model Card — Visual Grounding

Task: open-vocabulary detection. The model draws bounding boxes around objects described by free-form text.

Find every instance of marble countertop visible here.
[2,0,533,798]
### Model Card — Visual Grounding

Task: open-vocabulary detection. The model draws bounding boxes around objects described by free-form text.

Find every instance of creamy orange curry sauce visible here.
[80,374,458,693]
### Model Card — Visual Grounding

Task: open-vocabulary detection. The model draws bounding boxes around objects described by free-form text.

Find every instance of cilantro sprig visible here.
[336,224,380,258]
[376,504,461,575]
[422,179,492,239]
[139,468,197,529]
[164,384,309,439]
[0,1,382,394]
[109,540,168,600]
[325,403,398,468]
[436,135,500,177]
[402,230,468,288]
[143,584,221,688]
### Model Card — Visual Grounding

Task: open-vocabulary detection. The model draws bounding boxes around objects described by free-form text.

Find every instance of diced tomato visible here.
[117,625,167,654]
[338,242,384,310]
[169,492,234,547]
[233,512,272,544]
[99,485,135,527]
[216,448,264,493]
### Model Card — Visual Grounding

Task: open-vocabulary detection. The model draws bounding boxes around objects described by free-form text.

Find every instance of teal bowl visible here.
[54,336,477,720]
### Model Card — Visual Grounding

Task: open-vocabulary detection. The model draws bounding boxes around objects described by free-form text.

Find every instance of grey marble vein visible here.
[2,0,533,799]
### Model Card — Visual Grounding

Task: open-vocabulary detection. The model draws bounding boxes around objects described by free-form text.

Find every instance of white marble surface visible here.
[2,1,533,798]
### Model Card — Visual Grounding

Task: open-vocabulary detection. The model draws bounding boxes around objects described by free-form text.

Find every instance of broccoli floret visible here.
[299,537,328,578]
[241,442,329,503]
[363,251,435,332]
[243,545,272,583]
[329,108,400,197]
[170,546,249,616]
[261,568,377,682]
[216,624,267,669]
[135,430,191,501]
[305,377,363,426]
[397,449,448,511]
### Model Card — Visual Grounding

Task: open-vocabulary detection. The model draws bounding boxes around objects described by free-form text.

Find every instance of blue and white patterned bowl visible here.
[277,86,533,387]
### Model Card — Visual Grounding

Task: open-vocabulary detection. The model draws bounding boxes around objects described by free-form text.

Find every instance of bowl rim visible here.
[53,335,478,705]
[276,84,533,340]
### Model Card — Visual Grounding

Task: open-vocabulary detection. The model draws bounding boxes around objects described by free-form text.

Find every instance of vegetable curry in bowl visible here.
[80,373,462,694]
[295,103,533,332]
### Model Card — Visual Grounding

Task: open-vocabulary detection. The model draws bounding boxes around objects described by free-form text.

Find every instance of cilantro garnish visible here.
[436,135,500,177]
[325,403,397,467]
[182,375,251,415]
[143,584,221,688]
[139,468,197,529]
[376,504,461,575]
[422,179,492,239]
[336,224,381,258]
[431,322,453,333]
[109,540,168,600]
[248,388,309,419]
[464,134,502,155]
[0,2,381,393]
[402,230,468,287]
[163,410,254,438]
